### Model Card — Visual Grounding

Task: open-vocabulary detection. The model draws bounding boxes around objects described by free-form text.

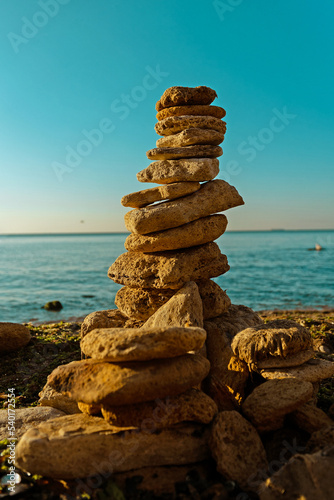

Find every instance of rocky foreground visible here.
[0,308,333,500]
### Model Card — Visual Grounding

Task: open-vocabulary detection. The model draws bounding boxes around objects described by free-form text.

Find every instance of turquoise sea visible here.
[0,231,333,324]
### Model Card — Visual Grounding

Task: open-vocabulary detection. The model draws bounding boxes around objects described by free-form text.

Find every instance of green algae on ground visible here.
[0,322,81,409]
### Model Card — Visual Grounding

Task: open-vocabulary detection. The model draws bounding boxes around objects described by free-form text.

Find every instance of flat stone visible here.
[16,413,210,479]
[156,104,226,121]
[81,309,128,338]
[231,320,312,370]
[125,214,227,253]
[0,322,31,353]
[156,128,225,148]
[258,447,334,500]
[101,388,217,429]
[260,358,334,383]
[156,86,218,111]
[155,115,226,136]
[197,279,231,319]
[47,354,211,406]
[80,325,206,361]
[77,401,102,415]
[142,282,203,329]
[257,349,315,369]
[204,305,263,410]
[124,180,244,234]
[108,242,229,289]
[137,158,219,184]
[38,383,80,414]
[210,411,268,490]
[121,181,200,208]
[290,402,333,434]
[242,379,314,433]
[0,406,65,440]
[146,145,223,161]
[115,287,175,321]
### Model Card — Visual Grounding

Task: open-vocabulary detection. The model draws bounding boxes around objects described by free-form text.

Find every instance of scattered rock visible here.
[242,379,314,433]
[47,354,211,406]
[258,447,334,500]
[289,402,333,434]
[81,309,128,338]
[137,157,219,184]
[0,322,31,353]
[155,115,226,136]
[121,181,200,208]
[156,86,218,111]
[210,411,268,490]
[115,287,175,321]
[142,281,204,329]
[260,358,334,383]
[124,214,228,253]
[146,145,223,161]
[156,128,225,147]
[80,325,206,361]
[43,301,63,311]
[156,104,226,121]
[108,242,229,289]
[101,388,218,429]
[306,425,334,453]
[16,414,210,479]
[231,319,312,370]
[0,406,65,440]
[38,383,80,414]
[124,180,244,234]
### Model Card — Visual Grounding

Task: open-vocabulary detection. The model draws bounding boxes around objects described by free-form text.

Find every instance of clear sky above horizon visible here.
[1,0,333,233]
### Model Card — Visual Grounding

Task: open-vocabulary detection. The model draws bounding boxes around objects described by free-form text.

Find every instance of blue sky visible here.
[1,0,333,233]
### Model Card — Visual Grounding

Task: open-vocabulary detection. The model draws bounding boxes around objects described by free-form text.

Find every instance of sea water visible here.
[0,231,333,324]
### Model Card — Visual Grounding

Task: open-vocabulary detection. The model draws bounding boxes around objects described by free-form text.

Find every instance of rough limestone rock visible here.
[156,128,225,147]
[146,145,223,161]
[204,305,263,409]
[306,425,334,453]
[81,309,128,338]
[256,349,314,369]
[258,447,334,500]
[115,287,175,321]
[16,414,210,479]
[77,401,102,415]
[156,104,226,121]
[47,354,211,406]
[125,214,228,253]
[260,358,334,383]
[210,411,268,490]
[155,115,226,136]
[142,282,203,329]
[0,322,31,353]
[124,180,244,234]
[80,325,206,361]
[231,320,312,369]
[38,383,80,414]
[101,388,217,429]
[121,181,200,208]
[197,279,231,319]
[242,378,314,433]
[137,158,219,184]
[0,406,65,440]
[108,242,229,289]
[290,402,333,434]
[156,86,218,111]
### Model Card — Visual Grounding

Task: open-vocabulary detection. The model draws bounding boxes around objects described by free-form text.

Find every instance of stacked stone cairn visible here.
[16,87,334,499]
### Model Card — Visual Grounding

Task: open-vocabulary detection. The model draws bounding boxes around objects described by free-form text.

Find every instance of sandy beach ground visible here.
[1,308,333,499]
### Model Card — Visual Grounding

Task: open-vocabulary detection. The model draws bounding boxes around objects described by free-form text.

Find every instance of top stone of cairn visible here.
[156,85,218,111]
